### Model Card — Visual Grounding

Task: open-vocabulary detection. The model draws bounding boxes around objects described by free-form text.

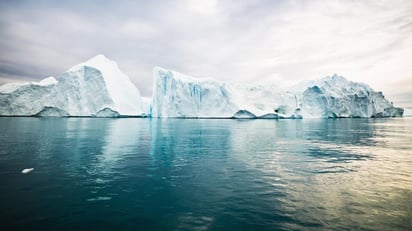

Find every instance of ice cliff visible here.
[0,55,144,116]
[151,67,238,118]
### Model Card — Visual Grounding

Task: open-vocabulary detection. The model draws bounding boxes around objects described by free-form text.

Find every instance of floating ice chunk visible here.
[87,196,112,201]
[21,168,34,174]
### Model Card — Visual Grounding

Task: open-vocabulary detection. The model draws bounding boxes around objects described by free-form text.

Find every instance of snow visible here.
[0,55,144,116]
[38,76,58,86]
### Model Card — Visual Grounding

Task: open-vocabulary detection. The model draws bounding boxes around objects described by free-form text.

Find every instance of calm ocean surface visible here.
[0,117,411,230]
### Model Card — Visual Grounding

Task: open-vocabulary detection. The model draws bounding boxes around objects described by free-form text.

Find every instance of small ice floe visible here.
[21,168,34,174]
[87,196,112,202]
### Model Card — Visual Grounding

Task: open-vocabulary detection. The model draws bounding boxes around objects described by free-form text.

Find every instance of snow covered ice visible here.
[0,54,404,118]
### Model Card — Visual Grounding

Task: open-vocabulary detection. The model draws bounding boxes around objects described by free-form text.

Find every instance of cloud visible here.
[0,0,411,107]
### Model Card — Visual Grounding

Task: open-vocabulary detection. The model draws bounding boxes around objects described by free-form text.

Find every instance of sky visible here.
[0,0,411,107]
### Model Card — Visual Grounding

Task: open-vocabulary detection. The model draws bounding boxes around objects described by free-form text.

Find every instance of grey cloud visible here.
[0,0,411,106]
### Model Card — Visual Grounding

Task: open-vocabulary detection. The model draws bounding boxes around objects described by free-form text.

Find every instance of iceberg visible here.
[0,55,145,117]
[0,55,403,118]
[150,68,403,118]
[294,74,403,118]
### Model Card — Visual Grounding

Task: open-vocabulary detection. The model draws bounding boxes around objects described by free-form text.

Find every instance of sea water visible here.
[0,117,411,230]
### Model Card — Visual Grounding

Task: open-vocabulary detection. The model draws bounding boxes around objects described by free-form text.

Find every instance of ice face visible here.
[151,67,239,118]
[69,54,144,115]
[51,65,115,116]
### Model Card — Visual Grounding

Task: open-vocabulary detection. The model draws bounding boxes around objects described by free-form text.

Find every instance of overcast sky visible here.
[0,0,411,107]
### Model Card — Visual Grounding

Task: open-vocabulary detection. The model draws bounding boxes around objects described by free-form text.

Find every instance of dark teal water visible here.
[0,118,411,230]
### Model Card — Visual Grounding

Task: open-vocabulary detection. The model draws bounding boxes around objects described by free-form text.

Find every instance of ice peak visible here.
[68,54,115,73]
[327,74,347,82]
[153,66,169,75]
[153,66,224,84]
[87,54,111,63]
[38,76,57,86]
[62,54,143,115]
[316,74,349,87]
[153,66,196,82]
[84,54,117,68]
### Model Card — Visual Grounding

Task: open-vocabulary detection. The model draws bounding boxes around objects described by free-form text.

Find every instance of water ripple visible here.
[0,118,411,230]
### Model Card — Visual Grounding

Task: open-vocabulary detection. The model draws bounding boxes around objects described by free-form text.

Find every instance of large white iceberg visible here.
[0,55,144,116]
[0,55,404,118]
[150,67,403,118]
[294,74,403,118]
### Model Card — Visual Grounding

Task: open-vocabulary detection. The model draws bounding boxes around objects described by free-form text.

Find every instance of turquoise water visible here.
[0,117,411,230]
